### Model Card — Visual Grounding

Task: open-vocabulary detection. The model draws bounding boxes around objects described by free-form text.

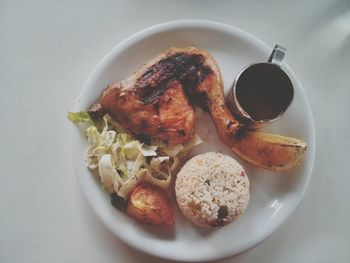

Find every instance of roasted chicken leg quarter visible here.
[100,47,241,145]
[98,47,306,171]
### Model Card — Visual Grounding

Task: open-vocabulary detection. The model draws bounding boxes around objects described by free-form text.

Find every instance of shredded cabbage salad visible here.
[68,111,202,198]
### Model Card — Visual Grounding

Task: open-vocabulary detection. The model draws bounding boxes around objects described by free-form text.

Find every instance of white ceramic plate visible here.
[71,20,315,262]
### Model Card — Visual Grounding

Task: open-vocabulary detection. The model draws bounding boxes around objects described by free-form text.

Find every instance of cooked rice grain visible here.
[175,152,250,227]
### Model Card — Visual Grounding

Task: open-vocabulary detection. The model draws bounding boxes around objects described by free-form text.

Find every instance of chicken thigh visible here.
[97,47,306,171]
[100,47,241,146]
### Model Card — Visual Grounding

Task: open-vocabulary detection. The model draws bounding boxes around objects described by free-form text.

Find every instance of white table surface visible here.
[1,0,349,262]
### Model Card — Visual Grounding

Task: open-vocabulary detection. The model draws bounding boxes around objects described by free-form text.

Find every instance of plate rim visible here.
[71,19,316,262]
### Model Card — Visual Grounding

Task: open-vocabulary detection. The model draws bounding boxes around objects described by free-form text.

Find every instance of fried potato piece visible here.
[232,132,307,171]
[127,184,173,226]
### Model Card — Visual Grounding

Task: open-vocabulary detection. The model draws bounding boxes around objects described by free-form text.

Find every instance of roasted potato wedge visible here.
[232,132,307,171]
[127,184,173,226]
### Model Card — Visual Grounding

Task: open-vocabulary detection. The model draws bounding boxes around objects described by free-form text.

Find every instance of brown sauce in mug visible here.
[235,63,293,121]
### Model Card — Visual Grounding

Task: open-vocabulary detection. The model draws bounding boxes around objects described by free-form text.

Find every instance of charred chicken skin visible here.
[100,47,241,146]
[97,47,306,171]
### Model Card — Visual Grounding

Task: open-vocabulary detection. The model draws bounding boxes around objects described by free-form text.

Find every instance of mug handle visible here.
[268,44,286,66]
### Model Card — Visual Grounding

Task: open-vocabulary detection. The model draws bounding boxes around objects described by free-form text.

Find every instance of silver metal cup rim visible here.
[230,62,294,126]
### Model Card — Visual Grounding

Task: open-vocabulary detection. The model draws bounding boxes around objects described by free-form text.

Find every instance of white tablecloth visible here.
[1,0,349,262]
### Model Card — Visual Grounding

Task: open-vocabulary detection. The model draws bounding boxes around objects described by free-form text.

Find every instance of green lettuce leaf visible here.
[72,112,203,197]
[67,111,92,123]
[98,154,123,193]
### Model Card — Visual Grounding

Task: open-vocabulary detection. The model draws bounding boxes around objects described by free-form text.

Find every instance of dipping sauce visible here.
[235,63,293,121]
[228,63,294,128]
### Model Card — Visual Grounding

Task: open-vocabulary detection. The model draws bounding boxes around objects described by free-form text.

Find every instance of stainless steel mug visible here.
[227,45,294,129]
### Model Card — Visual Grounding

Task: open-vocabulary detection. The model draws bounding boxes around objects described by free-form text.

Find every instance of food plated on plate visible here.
[68,47,307,227]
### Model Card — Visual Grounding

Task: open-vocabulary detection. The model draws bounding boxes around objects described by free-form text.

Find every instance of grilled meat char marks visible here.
[136,52,212,110]
[100,47,241,146]
[98,47,305,172]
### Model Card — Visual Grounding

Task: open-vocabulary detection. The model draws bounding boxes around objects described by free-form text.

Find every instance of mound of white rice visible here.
[175,152,250,227]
